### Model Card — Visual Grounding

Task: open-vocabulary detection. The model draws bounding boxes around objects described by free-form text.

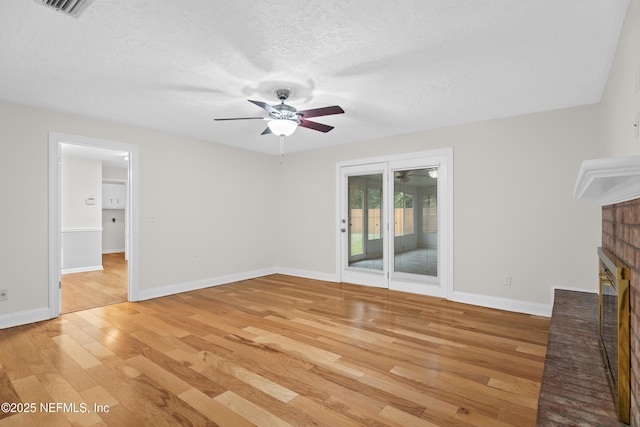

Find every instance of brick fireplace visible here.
[602,198,640,425]
[572,155,640,425]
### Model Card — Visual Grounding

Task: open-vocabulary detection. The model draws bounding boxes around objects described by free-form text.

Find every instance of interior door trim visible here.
[48,132,140,318]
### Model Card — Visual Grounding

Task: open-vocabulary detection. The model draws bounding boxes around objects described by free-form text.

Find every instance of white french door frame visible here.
[48,132,140,318]
[336,148,453,298]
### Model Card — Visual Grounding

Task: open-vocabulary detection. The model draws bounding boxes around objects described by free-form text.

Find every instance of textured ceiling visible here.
[0,0,629,155]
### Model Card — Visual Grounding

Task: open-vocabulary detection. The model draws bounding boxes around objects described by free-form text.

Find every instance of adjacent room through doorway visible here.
[58,142,131,314]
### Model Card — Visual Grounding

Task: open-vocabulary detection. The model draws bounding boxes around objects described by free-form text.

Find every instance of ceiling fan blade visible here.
[214,117,265,121]
[261,127,272,135]
[297,105,344,118]
[299,119,334,133]
[248,99,279,116]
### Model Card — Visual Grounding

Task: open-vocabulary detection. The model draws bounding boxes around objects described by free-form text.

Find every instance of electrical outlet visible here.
[0,289,7,301]
[503,275,512,286]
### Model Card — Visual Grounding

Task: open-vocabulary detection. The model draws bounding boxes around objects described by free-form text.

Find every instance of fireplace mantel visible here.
[574,155,640,205]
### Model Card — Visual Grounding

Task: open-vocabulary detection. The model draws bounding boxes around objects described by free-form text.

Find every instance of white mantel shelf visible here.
[575,155,640,206]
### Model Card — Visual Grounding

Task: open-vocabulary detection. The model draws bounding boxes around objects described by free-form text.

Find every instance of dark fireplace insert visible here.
[598,246,631,424]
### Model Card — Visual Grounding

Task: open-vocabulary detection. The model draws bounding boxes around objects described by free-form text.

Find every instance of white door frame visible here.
[48,132,140,318]
[336,148,453,298]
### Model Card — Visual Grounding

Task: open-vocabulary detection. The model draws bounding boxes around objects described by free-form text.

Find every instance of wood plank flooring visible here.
[0,275,550,426]
[61,253,128,314]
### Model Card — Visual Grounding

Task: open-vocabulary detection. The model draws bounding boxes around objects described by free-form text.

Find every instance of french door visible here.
[338,150,452,298]
[340,162,388,288]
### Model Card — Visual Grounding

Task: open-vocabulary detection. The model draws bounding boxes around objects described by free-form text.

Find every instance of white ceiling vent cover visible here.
[34,0,94,18]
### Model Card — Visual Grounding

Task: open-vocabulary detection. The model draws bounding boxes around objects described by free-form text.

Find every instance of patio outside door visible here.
[338,150,452,298]
[341,163,388,288]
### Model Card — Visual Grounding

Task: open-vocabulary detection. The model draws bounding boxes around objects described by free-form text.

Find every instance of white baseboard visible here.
[0,307,52,329]
[451,290,552,317]
[138,267,278,301]
[276,267,339,283]
[137,267,339,302]
[102,249,125,254]
[274,271,552,317]
[62,265,103,275]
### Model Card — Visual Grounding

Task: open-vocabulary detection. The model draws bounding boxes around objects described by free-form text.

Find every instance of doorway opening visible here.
[48,133,139,318]
[60,143,129,313]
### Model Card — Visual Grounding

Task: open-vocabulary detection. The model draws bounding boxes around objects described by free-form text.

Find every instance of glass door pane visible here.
[349,186,364,257]
[368,188,381,240]
[393,168,438,277]
[348,174,383,270]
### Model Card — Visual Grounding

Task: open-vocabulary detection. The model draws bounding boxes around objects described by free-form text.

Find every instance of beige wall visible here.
[137,131,277,289]
[61,155,102,229]
[600,0,640,156]
[276,105,603,306]
[60,155,103,272]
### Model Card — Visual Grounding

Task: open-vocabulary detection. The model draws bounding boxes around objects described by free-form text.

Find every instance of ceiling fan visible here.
[214,88,344,137]
[395,169,438,183]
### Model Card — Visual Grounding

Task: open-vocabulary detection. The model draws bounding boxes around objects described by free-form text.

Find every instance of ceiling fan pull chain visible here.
[279,135,285,164]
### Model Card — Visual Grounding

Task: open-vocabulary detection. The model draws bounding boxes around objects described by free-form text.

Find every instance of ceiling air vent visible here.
[34,0,94,18]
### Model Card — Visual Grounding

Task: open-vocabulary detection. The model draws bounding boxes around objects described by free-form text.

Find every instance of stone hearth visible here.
[537,289,624,426]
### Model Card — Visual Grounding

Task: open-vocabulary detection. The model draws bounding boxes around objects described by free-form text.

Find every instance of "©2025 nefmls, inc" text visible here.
[1,402,110,414]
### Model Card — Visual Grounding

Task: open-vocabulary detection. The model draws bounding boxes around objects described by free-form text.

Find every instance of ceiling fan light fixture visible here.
[267,119,298,136]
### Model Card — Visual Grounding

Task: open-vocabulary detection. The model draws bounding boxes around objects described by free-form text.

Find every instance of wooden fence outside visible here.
[350,208,436,235]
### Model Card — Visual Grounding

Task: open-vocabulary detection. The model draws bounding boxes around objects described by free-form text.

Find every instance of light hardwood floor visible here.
[0,275,550,426]
[61,253,128,314]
